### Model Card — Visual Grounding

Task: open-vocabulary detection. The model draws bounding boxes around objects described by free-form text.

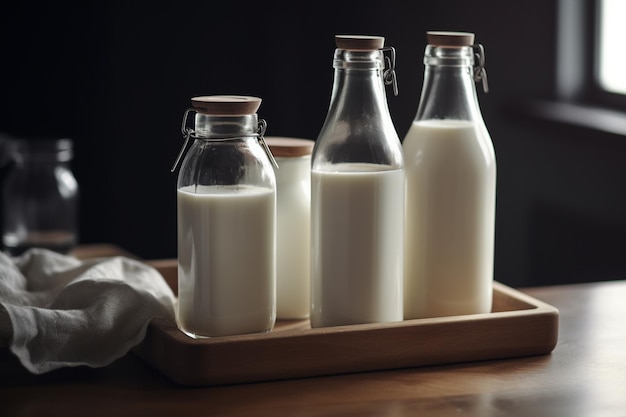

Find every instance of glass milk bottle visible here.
[311,35,405,328]
[174,95,277,338]
[403,31,496,319]
[1,138,79,256]
[266,137,314,319]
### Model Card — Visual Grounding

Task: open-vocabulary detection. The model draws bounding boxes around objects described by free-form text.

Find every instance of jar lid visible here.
[12,138,73,161]
[335,35,385,51]
[191,95,262,115]
[426,31,475,47]
[266,137,315,157]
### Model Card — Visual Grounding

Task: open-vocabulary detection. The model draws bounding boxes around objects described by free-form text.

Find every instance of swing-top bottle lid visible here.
[335,35,385,51]
[426,31,475,47]
[191,95,262,115]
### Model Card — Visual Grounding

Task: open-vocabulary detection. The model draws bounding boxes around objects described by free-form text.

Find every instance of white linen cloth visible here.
[0,248,175,374]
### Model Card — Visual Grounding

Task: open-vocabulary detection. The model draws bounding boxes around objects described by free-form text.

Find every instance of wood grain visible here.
[3,247,625,416]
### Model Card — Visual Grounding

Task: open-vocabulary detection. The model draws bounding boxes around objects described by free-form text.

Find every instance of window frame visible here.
[557,0,626,108]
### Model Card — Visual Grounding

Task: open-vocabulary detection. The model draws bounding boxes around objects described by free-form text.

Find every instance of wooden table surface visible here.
[1,246,625,416]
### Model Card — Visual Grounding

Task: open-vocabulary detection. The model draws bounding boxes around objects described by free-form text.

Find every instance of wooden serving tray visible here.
[135,260,559,386]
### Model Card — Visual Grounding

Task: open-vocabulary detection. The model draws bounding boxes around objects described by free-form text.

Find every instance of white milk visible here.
[274,156,311,319]
[311,164,404,328]
[177,185,275,337]
[403,119,496,319]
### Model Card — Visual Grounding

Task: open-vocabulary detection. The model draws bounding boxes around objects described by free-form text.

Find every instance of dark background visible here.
[1,1,625,287]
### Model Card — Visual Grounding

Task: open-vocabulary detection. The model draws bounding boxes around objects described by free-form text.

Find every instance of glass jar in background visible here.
[1,138,79,256]
[266,137,314,320]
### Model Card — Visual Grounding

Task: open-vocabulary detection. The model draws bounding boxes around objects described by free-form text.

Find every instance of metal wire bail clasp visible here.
[381,46,399,96]
[257,119,279,170]
[170,110,278,172]
[171,108,196,173]
[473,44,489,93]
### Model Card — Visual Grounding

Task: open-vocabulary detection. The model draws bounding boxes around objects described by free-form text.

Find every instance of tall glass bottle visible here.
[311,35,404,328]
[403,31,496,319]
[175,95,277,338]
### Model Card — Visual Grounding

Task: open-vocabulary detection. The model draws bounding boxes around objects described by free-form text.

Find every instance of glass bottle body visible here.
[267,137,315,320]
[275,154,311,319]
[1,139,79,256]
[176,113,276,338]
[403,44,496,319]
[311,48,405,328]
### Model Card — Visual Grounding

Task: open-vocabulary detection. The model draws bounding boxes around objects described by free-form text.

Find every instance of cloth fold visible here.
[0,248,176,374]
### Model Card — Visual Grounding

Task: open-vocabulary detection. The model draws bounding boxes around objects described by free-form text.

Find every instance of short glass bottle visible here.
[311,35,405,328]
[175,95,277,338]
[1,138,79,256]
[266,137,314,320]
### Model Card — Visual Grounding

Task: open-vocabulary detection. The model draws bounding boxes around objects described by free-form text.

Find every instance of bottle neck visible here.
[194,114,258,139]
[415,45,483,122]
[328,49,390,121]
[314,48,402,169]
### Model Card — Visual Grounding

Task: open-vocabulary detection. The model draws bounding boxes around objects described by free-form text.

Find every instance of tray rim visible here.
[148,281,556,346]
[134,264,560,386]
